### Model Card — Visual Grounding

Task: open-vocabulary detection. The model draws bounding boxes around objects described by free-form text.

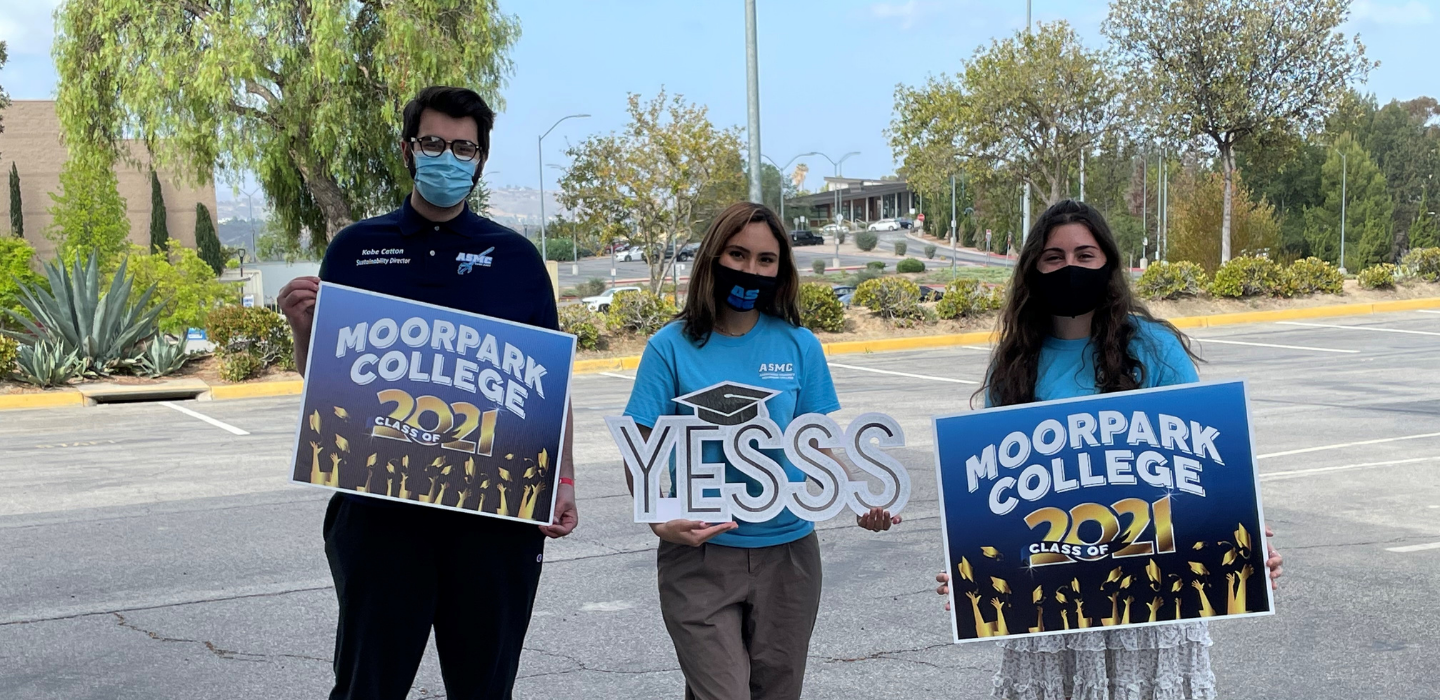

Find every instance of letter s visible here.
[782,414,851,522]
[844,412,910,515]
[722,418,789,524]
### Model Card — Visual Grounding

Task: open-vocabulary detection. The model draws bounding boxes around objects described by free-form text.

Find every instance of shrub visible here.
[1209,255,1285,298]
[125,242,237,335]
[1401,246,1440,282]
[0,335,18,377]
[925,244,937,259]
[208,305,294,378]
[836,230,847,245]
[1135,261,1209,300]
[1358,263,1399,290]
[1284,257,1344,296]
[14,340,81,387]
[866,261,886,272]
[559,304,605,350]
[854,277,925,326]
[897,258,926,274]
[894,241,908,257]
[137,334,198,378]
[855,231,878,251]
[935,279,1004,319]
[798,282,845,333]
[605,289,677,336]
[852,269,880,285]
[575,278,607,298]
[218,351,263,382]
[811,259,827,275]
[0,237,43,328]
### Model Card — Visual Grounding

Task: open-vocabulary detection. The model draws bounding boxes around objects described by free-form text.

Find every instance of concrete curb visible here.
[2,296,1437,411]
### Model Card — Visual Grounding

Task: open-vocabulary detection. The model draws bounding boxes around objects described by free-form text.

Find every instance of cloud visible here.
[1350,0,1433,25]
[0,1,63,56]
[870,1,930,30]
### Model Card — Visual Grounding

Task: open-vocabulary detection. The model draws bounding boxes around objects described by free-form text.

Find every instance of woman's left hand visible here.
[857,507,901,532]
[1265,525,1283,591]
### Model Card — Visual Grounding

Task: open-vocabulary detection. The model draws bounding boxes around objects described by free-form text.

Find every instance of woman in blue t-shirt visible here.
[624,201,899,700]
[935,200,1284,699]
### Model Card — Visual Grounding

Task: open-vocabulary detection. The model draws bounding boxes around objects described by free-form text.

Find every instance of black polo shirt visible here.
[319,197,557,331]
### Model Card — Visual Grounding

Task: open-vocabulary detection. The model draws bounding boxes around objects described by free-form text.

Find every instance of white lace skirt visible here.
[992,622,1215,700]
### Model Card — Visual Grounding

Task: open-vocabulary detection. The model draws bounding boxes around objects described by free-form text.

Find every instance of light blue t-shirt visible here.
[624,313,841,548]
[1031,317,1199,401]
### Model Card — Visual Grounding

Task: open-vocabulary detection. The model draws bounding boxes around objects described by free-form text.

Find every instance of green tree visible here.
[0,237,42,328]
[0,40,9,133]
[148,169,169,253]
[558,91,745,292]
[53,0,520,252]
[1303,133,1393,269]
[1362,98,1440,256]
[1105,0,1372,263]
[255,216,318,262]
[889,21,1129,207]
[1408,192,1439,250]
[8,162,20,237]
[195,203,225,275]
[125,242,236,334]
[47,156,131,269]
[1169,169,1280,272]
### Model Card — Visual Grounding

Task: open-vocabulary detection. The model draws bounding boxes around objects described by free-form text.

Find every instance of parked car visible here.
[603,242,630,255]
[831,284,856,299]
[867,218,903,232]
[582,285,642,313]
[897,218,914,229]
[676,242,701,261]
[919,285,945,302]
[820,223,846,235]
[790,229,824,246]
[616,246,646,262]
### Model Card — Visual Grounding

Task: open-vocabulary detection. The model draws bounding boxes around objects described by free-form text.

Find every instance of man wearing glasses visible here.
[277,86,579,700]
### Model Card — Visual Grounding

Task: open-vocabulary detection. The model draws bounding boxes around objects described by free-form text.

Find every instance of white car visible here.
[867,218,903,232]
[616,247,646,262]
[582,286,642,312]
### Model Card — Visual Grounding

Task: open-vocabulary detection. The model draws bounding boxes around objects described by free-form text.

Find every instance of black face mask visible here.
[712,263,779,313]
[1035,265,1112,317]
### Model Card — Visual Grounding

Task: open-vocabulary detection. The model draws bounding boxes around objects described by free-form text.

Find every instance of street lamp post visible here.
[745,0,763,204]
[761,152,820,226]
[240,186,260,260]
[1338,149,1348,274]
[538,114,590,262]
[812,151,859,268]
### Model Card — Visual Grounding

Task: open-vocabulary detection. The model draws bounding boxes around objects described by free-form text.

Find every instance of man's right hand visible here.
[278,276,321,332]
[650,519,737,547]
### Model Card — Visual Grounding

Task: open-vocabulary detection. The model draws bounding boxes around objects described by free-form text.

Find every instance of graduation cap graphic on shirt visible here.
[672,382,780,426]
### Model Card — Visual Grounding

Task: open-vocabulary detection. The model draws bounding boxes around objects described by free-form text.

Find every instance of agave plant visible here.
[14,340,81,387]
[137,334,199,378]
[3,251,164,377]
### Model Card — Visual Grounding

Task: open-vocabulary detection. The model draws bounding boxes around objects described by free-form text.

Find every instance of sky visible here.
[3,0,1440,202]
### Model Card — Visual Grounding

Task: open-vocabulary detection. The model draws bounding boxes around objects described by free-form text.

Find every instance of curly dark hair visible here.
[982,199,1199,407]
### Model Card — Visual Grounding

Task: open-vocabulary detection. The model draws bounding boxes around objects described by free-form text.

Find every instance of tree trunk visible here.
[1219,144,1235,264]
[293,158,354,241]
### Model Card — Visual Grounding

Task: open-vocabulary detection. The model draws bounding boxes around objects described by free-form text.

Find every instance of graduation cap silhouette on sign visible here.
[672,382,780,426]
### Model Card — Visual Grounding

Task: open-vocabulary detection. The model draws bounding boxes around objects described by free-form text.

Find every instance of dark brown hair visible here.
[401,86,495,179]
[679,202,802,345]
[983,199,1199,407]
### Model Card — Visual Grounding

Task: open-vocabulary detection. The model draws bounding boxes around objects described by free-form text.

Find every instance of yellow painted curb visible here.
[208,380,305,401]
[0,391,85,411]
[822,330,998,356]
[572,355,643,374]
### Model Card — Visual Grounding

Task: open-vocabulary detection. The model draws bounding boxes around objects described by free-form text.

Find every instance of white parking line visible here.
[1386,542,1440,553]
[598,372,634,381]
[1194,338,1358,354]
[158,401,250,436]
[827,362,979,384]
[958,345,992,352]
[1416,309,1440,315]
[1276,321,1440,336]
[1259,456,1438,481]
[1257,431,1440,459]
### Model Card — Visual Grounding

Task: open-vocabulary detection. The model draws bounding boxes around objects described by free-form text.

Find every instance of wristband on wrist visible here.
[559,477,575,487]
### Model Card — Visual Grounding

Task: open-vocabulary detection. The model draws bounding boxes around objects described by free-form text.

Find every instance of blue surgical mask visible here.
[412,150,478,208]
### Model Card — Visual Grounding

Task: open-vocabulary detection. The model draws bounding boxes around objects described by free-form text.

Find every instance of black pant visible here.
[323,494,546,700]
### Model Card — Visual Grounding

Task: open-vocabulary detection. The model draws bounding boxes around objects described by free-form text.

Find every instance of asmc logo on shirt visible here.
[758,362,795,381]
[456,247,495,275]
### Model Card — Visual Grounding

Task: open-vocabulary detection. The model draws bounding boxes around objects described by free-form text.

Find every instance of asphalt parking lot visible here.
[3,310,1439,699]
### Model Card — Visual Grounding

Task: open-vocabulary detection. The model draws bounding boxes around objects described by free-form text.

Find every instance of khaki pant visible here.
[656,532,823,700]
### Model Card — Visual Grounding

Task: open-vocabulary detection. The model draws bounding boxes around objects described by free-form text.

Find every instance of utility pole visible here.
[1021,0,1032,244]
[950,174,957,271]
[745,0,763,204]
[1339,150,1348,273]
[1141,155,1148,267]
[538,114,590,262]
[1079,150,1085,202]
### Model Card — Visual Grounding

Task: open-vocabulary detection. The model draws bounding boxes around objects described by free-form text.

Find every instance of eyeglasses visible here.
[410,135,482,162]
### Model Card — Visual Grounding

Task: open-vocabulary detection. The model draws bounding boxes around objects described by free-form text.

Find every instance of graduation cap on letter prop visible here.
[672,382,780,426]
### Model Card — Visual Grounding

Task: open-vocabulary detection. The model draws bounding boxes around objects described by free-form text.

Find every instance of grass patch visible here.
[919,267,1013,285]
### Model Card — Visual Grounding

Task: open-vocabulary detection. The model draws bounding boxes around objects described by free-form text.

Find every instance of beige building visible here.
[0,100,218,261]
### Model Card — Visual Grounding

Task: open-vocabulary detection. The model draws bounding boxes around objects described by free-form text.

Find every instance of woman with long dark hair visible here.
[936,200,1283,699]
[623,201,899,700]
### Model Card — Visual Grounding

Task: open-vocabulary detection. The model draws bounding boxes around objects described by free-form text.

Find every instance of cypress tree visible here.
[148,169,169,252]
[195,203,224,275]
[8,162,20,237]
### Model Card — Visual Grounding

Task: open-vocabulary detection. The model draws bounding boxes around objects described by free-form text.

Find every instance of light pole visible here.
[1336,148,1348,273]
[813,151,859,268]
[744,0,763,204]
[240,186,260,260]
[538,113,590,262]
[1021,0,1033,246]
[761,152,819,226]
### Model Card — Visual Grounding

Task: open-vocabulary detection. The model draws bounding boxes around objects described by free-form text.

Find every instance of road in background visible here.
[3,312,1439,699]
